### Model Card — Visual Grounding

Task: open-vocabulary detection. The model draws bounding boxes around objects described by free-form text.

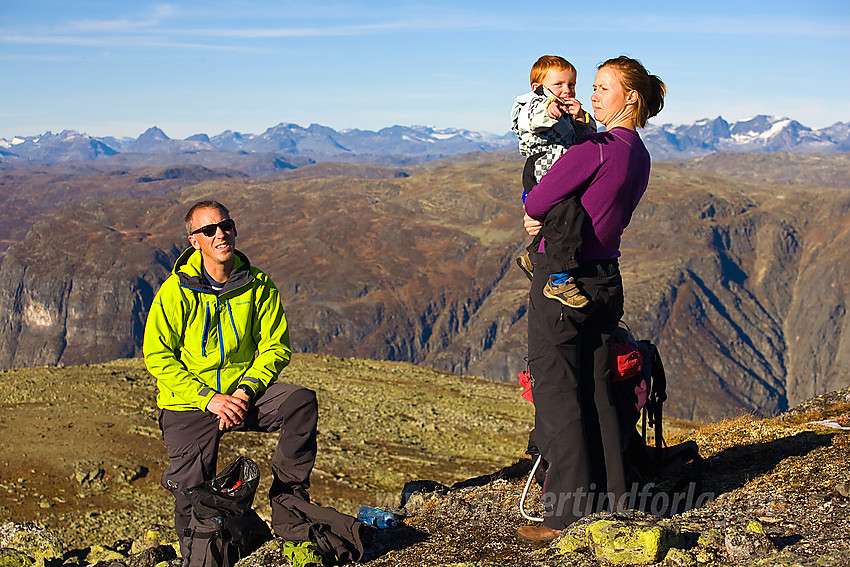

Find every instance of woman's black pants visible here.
[527,252,626,529]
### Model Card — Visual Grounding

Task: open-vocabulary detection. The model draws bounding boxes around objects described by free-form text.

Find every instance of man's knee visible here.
[261,384,317,426]
[283,388,318,426]
[289,387,317,408]
[162,443,206,502]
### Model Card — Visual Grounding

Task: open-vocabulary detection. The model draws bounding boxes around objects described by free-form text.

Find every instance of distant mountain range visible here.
[0,124,515,171]
[1,116,847,173]
[642,116,850,159]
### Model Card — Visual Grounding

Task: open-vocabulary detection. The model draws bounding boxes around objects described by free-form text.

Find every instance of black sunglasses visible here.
[190,219,236,237]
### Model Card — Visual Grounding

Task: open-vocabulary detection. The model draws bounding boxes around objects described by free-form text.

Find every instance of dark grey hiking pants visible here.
[158,382,318,556]
[527,252,626,530]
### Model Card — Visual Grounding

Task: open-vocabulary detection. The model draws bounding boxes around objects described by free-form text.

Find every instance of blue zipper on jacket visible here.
[202,302,210,357]
[216,297,225,393]
[199,297,229,393]
[179,272,251,393]
[227,299,240,349]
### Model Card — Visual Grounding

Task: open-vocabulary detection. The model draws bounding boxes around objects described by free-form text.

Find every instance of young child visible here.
[510,55,596,307]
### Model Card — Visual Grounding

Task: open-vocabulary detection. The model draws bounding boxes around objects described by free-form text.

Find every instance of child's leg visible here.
[541,196,585,275]
[517,231,543,281]
[544,277,589,308]
[522,152,545,196]
[539,196,590,307]
[549,272,571,285]
[516,152,547,280]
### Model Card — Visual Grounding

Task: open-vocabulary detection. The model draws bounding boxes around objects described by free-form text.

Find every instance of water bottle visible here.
[357,505,397,529]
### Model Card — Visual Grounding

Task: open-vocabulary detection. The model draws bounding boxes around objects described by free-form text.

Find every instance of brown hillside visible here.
[1,154,849,419]
[0,163,245,256]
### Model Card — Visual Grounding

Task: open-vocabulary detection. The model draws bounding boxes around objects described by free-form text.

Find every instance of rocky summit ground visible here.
[1,358,850,566]
[0,355,534,550]
[367,389,850,567]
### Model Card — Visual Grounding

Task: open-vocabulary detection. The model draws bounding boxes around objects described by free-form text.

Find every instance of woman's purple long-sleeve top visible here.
[523,127,651,262]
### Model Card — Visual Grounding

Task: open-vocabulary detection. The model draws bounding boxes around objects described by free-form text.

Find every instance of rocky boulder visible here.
[0,523,63,567]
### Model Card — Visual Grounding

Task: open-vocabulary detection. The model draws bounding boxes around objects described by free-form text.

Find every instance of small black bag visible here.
[183,457,272,567]
[271,492,365,564]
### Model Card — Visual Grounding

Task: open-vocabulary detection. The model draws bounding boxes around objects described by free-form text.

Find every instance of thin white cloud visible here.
[69,3,181,32]
[0,5,845,55]
[0,3,519,48]
[580,12,849,37]
[0,33,265,53]
[0,13,510,51]
[0,53,80,62]
[182,22,404,39]
[182,18,468,39]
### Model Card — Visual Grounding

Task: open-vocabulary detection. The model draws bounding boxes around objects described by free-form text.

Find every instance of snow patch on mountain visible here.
[2,115,848,166]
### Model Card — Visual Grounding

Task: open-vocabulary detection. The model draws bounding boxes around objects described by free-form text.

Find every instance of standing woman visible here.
[518,56,666,540]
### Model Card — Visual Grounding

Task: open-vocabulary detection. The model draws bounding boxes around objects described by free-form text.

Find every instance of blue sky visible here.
[1,1,848,140]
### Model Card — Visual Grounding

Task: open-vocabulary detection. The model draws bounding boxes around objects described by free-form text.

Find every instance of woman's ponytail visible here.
[599,56,666,128]
[646,74,666,121]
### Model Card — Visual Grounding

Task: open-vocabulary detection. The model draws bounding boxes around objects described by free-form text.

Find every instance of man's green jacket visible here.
[144,247,291,411]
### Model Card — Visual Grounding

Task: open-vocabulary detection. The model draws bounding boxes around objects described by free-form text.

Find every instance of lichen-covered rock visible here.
[693,546,720,565]
[84,546,125,564]
[128,527,175,556]
[552,532,588,555]
[232,539,287,567]
[724,521,776,561]
[661,548,697,567]
[230,538,346,567]
[0,548,36,567]
[696,528,723,549]
[125,546,176,567]
[692,527,724,562]
[586,519,679,565]
[746,520,767,536]
[0,523,64,567]
[73,462,105,488]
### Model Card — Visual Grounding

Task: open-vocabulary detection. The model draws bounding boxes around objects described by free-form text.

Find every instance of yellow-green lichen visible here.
[84,544,126,564]
[0,549,35,567]
[586,520,678,565]
[746,520,767,535]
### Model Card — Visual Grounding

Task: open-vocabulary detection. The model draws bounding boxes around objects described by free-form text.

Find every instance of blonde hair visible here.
[530,55,576,86]
[599,56,666,128]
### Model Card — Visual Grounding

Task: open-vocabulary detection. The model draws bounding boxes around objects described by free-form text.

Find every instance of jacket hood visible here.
[173,247,254,295]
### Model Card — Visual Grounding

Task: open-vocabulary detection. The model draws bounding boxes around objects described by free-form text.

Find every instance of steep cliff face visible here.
[0,155,849,420]
[0,204,179,369]
[621,164,850,417]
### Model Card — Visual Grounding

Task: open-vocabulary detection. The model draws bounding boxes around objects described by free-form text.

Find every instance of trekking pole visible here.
[654,403,664,466]
[519,454,545,522]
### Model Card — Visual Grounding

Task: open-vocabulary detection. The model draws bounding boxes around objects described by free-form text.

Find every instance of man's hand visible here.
[232,387,252,404]
[207,393,249,431]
